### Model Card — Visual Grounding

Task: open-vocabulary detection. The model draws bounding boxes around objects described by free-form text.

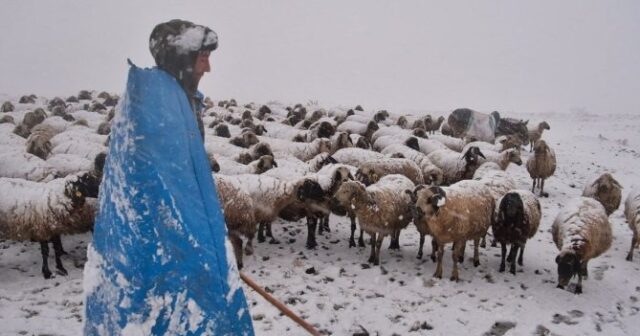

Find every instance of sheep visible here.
[356,158,425,186]
[477,148,523,170]
[582,173,623,216]
[331,147,385,167]
[0,115,14,124]
[214,175,257,269]
[229,131,259,148]
[77,90,92,100]
[371,125,422,143]
[493,190,541,274]
[463,135,522,154]
[218,174,298,244]
[329,131,353,154]
[306,120,336,140]
[427,116,445,134]
[0,172,100,278]
[552,197,612,294]
[25,124,58,160]
[333,175,415,265]
[526,139,556,197]
[428,134,466,152]
[1,101,15,112]
[527,121,551,152]
[0,151,58,182]
[213,123,231,138]
[380,144,444,186]
[337,120,380,141]
[51,139,107,161]
[345,110,388,124]
[624,187,640,261]
[216,155,277,175]
[350,134,371,149]
[410,180,494,281]
[372,134,414,152]
[267,137,332,161]
[415,137,449,155]
[427,147,486,185]
[235,142,273,164]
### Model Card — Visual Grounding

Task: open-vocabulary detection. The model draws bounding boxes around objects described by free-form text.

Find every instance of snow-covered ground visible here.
[1,102,639,335]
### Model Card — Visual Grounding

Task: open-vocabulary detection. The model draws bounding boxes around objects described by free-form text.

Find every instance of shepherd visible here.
[83,19,254,335]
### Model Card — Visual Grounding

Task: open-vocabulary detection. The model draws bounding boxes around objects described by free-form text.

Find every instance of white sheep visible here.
[380,144,444,186]
[477,148,523,170]
[411,180,495,281]
[333,174,415,265]
[552,197,612,294]
[582,173,623,216]
[526,139,556,197]
[624,187,640,261]
[427,147,486,185]
[493,190,541,274]
[0,172,100,278]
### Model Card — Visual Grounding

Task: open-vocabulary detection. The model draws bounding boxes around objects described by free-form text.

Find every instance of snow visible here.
[167,26,218,55]
[1,97,640,335]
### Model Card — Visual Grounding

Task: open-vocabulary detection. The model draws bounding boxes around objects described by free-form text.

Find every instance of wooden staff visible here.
[240,272,322,336]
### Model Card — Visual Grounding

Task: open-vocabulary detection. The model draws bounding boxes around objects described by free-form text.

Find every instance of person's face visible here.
[194,51,211,81]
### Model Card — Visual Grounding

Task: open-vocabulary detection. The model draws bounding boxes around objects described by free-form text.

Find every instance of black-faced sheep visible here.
[526,140,556,197]
[552,197,612,294]
[493,190,541,274]
[582,173,623,216]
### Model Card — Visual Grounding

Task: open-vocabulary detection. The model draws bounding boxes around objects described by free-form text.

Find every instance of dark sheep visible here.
[47,97,66,111]
[1,101,15,112]
[213,124,231,138]
[19,95,36,104]
[0,115,15,124]
[78,90,92,100]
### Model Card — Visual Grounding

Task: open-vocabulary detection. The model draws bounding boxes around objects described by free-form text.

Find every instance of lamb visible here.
[477,148,523,170]
[336,120,380,141]
[356,158,425,186]
[333,175,415,265]
[214,175,257,269]
[624,187,640,261]
[0,172,100,278]
[380,144,444,186]
[493,190,541,274]
[410,180,494,281]
[526,139,556,197]
[427,147,486,185]
[581,173,623,216]
[552,197,612,294]
[527,121,551,152]
[216,155,277,175]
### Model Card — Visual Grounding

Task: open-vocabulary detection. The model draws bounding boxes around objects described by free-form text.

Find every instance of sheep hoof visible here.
[368,256,375,264]
[237,262,244,270]
[480,241,486,248]
[474,260,480,267]
[56,267,68,276]
[358,239,366,247]
[42,270,52,279]
[257,235,266,243]
[433,272,442,279]
[348,239,356,248]
[450,275,459,282]
[244,246,254,256]
[575,285,583,294]
[416,253,423,260]
[430,255,436,263]
[541,192,549,198]
[499,265,505,273]
[556,284,564,290]
[509,268,516,275]
[626,254,633,262]
[306,242,317,250]
[268,238,280,245]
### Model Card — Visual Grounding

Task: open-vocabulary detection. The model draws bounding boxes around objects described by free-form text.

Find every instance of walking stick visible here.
[240,272,322,336]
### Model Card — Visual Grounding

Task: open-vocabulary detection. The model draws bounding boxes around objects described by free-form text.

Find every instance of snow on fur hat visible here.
[149,19,218,93]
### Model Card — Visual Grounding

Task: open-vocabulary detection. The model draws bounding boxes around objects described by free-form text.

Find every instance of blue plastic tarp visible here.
[83,62,254,336]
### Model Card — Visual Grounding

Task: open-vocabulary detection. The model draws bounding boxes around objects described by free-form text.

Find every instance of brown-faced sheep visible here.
[526,140,556,197]
[582,173,623,216]
[527,121,550,152]
[552,197,612,294]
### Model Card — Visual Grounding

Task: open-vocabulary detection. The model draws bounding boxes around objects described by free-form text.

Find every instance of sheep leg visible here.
[40,242,52,279]
[499,242,507,272]
[349,215,356,247]
[368,233,377,264]
[517,243,525,266]
[540,179,547,197]
[575,273,583,294]
[451,241,462,281]
[473,238,481,267]
[430,239,438,262]
[306,216,318,249]
[626,232,637,261]
[244,235,254,256]
[228,233,244,270]
[434,243,444,279]
[322,215,331,233]
[266,223,280,244]
[374,234,384,266]
[458,241,466,263]
[389,230,400,250]
[580,261,589,280]
[359,229,365,247]
[480,235,486,248]
[531,178,537,193]
[507,244,518,275]
[52,235,68,256]
[257,222,266,243]
[51,237,68,276]
[417,234,425,259]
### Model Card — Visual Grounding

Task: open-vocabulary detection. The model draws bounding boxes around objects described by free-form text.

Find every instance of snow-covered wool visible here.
[477,148,523,170]
[411,180,494,281]
[336,120,380,141]
[427,146,486,185]
[380,144,443,186]
[46,153,96,177]
[216,155,277,175]
[263,120,307,140]
[350,134,371,149]
[334,175,415,265]
[473,162,517,203]
[0,151,58,182]
[331,147,385,167]
[526,139,556,197]
[217,174,298,244]
[345,111,388,124]
[214,175,257,269]
[356,158,425,186]
[266,137,332,161]
[428,134,466,152]
[329,132,353,154]
[69,110,105,129]
[51,139,107,161]
[624,187,640,261]
[552,197,612,294]
[463,135,521,153]
[262,155,313,180]
[581,173,623,216]
[494,190,541,274]
[371,134,415,152]
[370,125,420,143]
[0,173,100,278]
[527,121,551,152]
[415,137,448,155]
[0,123,25,146]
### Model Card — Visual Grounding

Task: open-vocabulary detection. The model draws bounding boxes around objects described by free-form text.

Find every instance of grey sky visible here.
[1,1,639,115]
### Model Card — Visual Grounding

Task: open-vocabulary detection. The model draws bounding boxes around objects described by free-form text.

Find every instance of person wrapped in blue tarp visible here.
[83,19,254,335]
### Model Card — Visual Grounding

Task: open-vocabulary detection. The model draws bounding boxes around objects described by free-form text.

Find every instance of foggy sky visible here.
[1,1,639,115]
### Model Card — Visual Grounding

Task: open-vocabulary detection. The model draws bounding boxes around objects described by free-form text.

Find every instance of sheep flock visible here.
[1,92,639,335]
